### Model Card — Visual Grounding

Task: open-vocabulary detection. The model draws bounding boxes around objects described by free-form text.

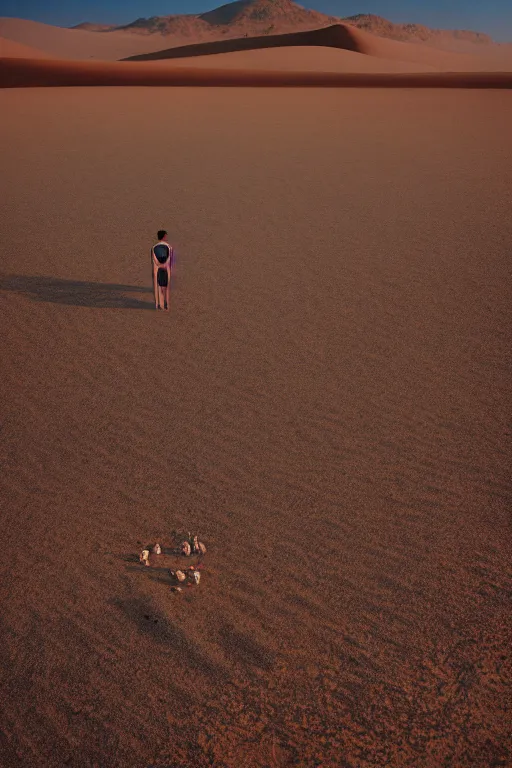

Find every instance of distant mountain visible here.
[116,0,336,39]
[115,15,212,38]
[198,0,335,28]
[73,0,494,45]
[70,22,116,32]
[198,0,257,26]
[345,14,492,45]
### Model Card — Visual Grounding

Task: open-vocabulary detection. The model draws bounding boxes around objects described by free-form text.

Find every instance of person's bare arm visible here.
[151,248,159,306]
[152,250,160,280]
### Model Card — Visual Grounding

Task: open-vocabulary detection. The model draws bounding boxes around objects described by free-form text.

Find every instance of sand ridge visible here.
[2,56,512,89]
[124,22,512,73]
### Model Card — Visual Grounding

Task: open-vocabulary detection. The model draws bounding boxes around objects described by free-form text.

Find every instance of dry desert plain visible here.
[0,20,512,768]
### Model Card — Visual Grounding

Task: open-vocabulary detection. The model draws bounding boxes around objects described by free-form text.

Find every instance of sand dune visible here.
[0,17,190,61]
[1,85,510,767]
[0,35,52,58]
[2,56,512,89]
[1,17,511,72]
[125,23,512,72]
[165,46,439,73]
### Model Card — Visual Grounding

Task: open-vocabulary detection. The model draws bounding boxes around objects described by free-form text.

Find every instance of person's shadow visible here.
[0,274,153,310]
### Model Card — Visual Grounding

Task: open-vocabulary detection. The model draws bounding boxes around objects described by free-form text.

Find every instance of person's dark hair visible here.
[157,230,167,241]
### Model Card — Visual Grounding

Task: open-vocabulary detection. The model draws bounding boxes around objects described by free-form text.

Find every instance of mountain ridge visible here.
[71,0,494,46]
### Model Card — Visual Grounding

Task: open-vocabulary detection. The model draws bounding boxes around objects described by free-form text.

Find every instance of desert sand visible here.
[0,35,53,59]
[124,23,512,73]
[2,16,512,72]
[1,80,511,767]
[137,45,439,73]
[0,17,199,61]
[2,20,512,92]
[4,56,512,89]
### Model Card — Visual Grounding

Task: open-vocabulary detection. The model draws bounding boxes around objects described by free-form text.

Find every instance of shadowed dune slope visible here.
[124,23,512,71]
[1,56,512,88]
[124,23,366,60]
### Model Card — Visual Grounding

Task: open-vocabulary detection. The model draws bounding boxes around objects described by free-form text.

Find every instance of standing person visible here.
[151,230,173,311]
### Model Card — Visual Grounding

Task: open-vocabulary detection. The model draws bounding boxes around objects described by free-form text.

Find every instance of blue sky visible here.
[1,1,511,42]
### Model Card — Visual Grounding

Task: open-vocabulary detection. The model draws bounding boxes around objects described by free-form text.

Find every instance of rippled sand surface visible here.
[1,87,511,767]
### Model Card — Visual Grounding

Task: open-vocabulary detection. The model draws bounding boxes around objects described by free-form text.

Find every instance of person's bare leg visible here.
[153,268,159,309]
[165,277,170,310]
[159,285,166,310]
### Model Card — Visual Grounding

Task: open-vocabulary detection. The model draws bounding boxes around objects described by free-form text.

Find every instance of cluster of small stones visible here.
[138,535,207,593]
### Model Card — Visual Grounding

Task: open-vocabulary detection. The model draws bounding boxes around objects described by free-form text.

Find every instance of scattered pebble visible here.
[139,549,150,566]
[181,541,191,556]
[193,536,207,555]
